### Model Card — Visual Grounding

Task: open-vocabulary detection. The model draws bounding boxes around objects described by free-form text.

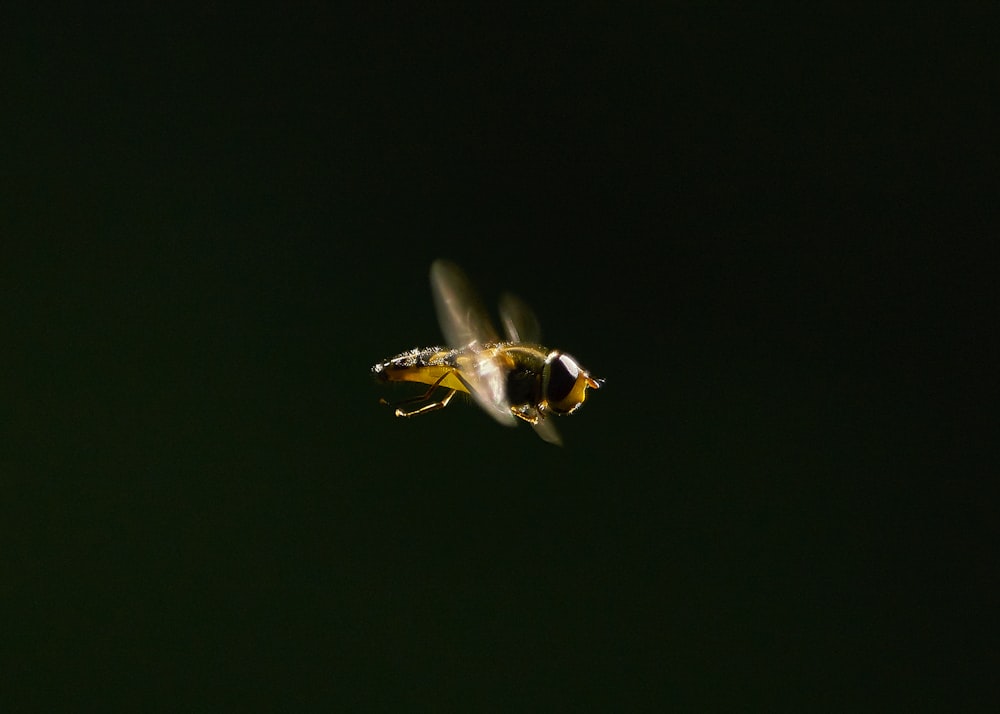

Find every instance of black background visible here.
[3,5,996,710]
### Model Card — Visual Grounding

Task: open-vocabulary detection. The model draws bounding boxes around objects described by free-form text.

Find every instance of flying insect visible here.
[371,259,601,445]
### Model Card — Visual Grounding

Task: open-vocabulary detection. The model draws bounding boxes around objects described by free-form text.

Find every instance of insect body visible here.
[372,260,601,445]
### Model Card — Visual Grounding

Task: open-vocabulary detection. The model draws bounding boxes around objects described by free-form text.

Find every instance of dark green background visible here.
[4,6,995,710]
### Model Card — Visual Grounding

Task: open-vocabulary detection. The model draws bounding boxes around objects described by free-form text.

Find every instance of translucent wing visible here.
[498,292,542,344]
[430,259,500,349]
[532,418,563,446]
[430,259,516,427]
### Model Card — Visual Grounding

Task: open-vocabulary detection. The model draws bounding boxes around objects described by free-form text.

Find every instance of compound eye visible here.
[545,352,592,414]
[547,354,579,402]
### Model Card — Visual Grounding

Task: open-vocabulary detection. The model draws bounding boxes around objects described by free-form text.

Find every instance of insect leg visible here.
[382,369,460,417]
[394,387,457,417]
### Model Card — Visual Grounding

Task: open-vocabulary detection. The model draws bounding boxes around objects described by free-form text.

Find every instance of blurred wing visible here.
[430,259,500,348]
[430,259,515,427]
[498,292,542,344]
[532,419,563,446]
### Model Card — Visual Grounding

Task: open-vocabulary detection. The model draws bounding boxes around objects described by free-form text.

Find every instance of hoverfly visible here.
[371,259,601,445]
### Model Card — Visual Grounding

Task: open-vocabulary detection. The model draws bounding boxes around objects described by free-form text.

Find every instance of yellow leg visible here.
[394,388,457,417]
[382,369,459,417]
